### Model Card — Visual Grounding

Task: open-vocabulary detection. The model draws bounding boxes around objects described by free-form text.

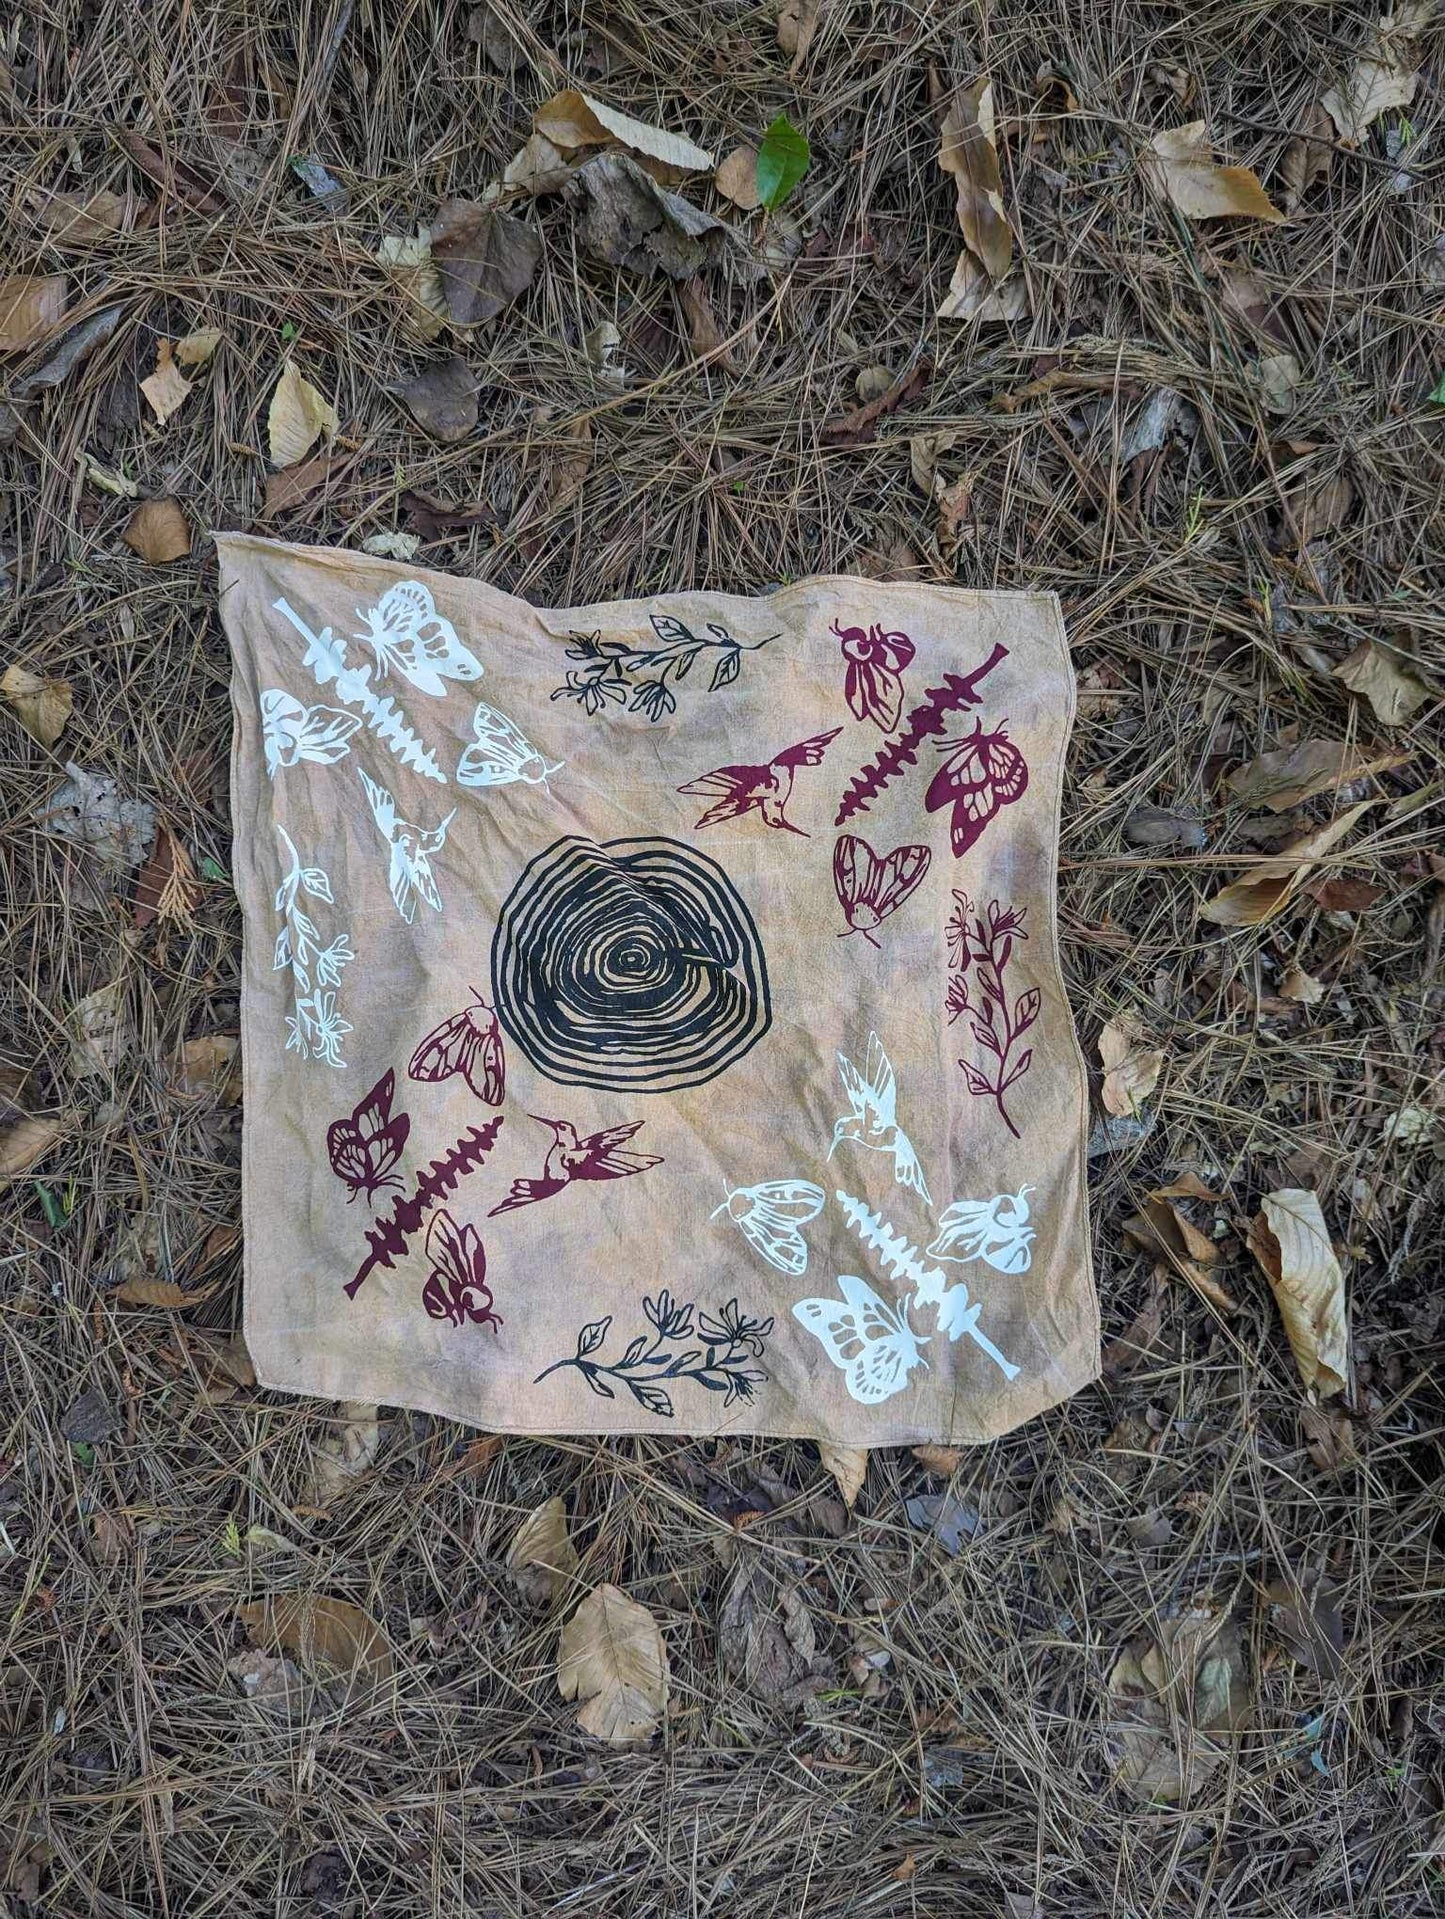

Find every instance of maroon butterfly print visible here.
[833,834,931,947]
[678,727,841,837]
[326,1069,411,1204]
[925,721,1029,858]
[421,1208,501,1330]
[831,621,916,732]
[408,991,505,1105]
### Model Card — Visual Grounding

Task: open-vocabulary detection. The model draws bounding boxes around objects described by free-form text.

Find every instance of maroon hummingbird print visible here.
[831,621,916,732]
[677,726,842,838]
[489,1115,663,1217]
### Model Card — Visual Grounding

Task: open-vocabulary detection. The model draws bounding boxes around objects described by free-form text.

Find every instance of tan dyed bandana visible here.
[216,534,1097,1445]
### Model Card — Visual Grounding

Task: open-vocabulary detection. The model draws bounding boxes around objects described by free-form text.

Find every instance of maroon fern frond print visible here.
[833,642,1008,826]
[344,1115,504,1300]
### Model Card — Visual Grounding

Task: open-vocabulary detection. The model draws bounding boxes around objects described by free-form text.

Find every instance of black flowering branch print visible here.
[552,613,778,723]
[946,891,1039,1139]
[535,1290,775,1418]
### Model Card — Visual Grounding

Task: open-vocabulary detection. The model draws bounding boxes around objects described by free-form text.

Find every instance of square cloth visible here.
[217,534,1097,1445]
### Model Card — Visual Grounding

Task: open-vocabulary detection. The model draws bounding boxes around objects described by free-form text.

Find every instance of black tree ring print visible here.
[536,1291,776,1418]
[946,892,1039,1138]
[553,613,778,722]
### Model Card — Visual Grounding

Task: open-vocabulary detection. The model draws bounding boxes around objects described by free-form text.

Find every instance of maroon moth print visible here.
[834,644,1008,827]
[409,991,505,1105]
[946,892,1039,1138]
[421,1208,501,1330]
[345,1114,504,1300]
[925,720,1029,859]
[831,620,916,732]
[833,834,931,947]
[326,1069,410,1204]
[678,727,842,838]
[490,1115,662,1217]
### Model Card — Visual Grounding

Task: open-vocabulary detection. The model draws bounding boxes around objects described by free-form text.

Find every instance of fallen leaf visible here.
[113,1273,218,1308]
[1280,964,1326,1004]
[0,1114,71,1179]
[1333,638,1430,728]
[1199,801,1373,928]
[1145,123,1284,224]
[583,319,629,387]
[176,1034,240,1103]
[557,1583,669,1747]
[756,113,810,212]
[1,663,72,747]
[398,355,479,443]
[69,981,125,1079]
[1227,739,1410,811]
[175,327,223,367]
[938,79,1012,280]
[376,233,448,340]
[261,451,356,520]
[544,417,593,514]
[132,821,201,928]
[0,274,67,352]
[81,456,139,498]
[1307,872,1383,912]
[818,1442,866,1510]
[227,1645,307,1713]
[429,200,541,326]
[139,339,193,425]
[677,276,734,367]
[502,132,575,197]
[1253,350,1301,415]
[360,530,422,561]
[506,1495,580,1606]
[937,251,1029,323]
[59,1387,119,1444]
[1100,1280,1167,1379]
[719,1558,823,1702]
[469,2,521,69]
[267,363,338,468]
[115,130,226,213]
[715,144,762,210]
[1106,1608,1251,1803]
[1218,265,1289,341]
[909,427,963,496]
[911,1444,963,1474]
[1321,2,1433,146]
[237,1593,393,1699]
[1301,1401,1357,1473]
[776,0,823,73]
[23,187,150,243]
[399,490,494,540]
[37,761,157,868]
[123,497,191,563]
[1280,101,1335,212]
[567,152,752,280]
[904,1491,983,1554]
[1124,805,1207,849]
[2,305,122,422]
[1100,1015,1163,1118]
[310,1402,381,1503]
[1248,1188,1348,1396]
[534,88,712,183]
[1264,1566,1345,1675]
[1124,1195,1239,1313]
[822,355,931,446]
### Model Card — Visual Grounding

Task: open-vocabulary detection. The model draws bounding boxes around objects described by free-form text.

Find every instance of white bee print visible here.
[457,702,565,789]
[712,1179,825,1277]
[927,1189,1036,1275]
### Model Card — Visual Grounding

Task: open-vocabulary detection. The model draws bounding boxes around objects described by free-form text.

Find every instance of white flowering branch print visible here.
[273,824,355,1067]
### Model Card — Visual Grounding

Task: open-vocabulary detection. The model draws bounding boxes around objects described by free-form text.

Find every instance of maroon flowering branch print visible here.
[946,892,1039,1139]
[834,643,1008,827]
[344,1115,504,1301]
[831,620,916,731]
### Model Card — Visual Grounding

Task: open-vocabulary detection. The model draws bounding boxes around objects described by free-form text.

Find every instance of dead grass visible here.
[2,1,1443,1913]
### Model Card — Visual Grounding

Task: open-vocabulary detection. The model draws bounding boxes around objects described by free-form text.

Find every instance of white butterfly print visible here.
[260,688,362,778]
[792,1274,928,1404]
[712,1179,825,1276]
[353,580,483,698]
[828,1032,931,1206]
[457,702,565,789]
[928,1189,1035,1276]
[358,767,456,923]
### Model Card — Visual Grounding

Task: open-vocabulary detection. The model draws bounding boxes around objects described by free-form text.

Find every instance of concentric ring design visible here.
[491,836,771,1091]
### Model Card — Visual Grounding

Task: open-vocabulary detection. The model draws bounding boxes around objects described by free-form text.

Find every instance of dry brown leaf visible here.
[1332,639,1430,728]
[261,451,356,520]
[719,1559,824,1701]
[1227,739,1410,811]
[911,1444,963,1474]
[398,356,479,444]
[1145,123,1284,224]
[0,274,67,352]
[1280,101,1334,212]
[1301,1401,1357,1473]
[267,363,338,468]
[113,1273,218,1308]
[855,363,894,403]
[1321,2,1434,146]
[1253,351,1301,415]
[1100,1280,1166,1379]
[1100,1016,1163,1118]
[1199,801,1373,928]
[1218,265,1288,341]
[429,200,541,326]
[776,0,823,70]
[1106,1609,1252,1803]
[376,233,448,340]
[1124,1195,1239,1313]
[23,187,149,243]
[237,1593,393,1696]
[503,132,575,197]
[1280,964,1326,1005]
[937,252,1029,323]
[175,327,223,367]
[546,417,593,513]
[557,1584,669,1747]
[534,89,712,182]
[1,663,72,748]
[935,472,974,559]
[122,497,191,564]
[191,1330,256,1403]
[938,79,1013,280]
[310,1402,380,1504]
[132,822,201,930]
[69,980,125,1080]
[714,145,762,210]
[677,276,735,369]
[818,1443,867,1510]
[1249,1188,1348,1397]
[568,152,750,280]
[0,1114,71,1179]
[139,339,193,425]
[1264,1566,1345,1674]
[176,1034,241,1104]
[506,1495,580,1606]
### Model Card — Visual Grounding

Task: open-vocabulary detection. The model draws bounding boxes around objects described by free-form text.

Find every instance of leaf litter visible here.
[557,1583,669,1746]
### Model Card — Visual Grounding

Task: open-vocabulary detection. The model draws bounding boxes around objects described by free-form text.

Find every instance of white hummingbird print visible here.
[828,1031,932,1206]
[358,767,456,924]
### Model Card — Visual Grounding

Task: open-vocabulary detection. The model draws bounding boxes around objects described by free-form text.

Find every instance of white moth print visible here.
[828,1031,932,1206]
[358,767,456,924]
[260,688,361,778]
[712,1179,825,1276]
[928,1190,1036,1275]
[457,702,564,789]
[272,824,354,1067]
[354,579,483,698]
[792,1274,928,1404]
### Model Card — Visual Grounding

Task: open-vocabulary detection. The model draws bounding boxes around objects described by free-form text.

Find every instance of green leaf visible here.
[34,1182,66,1230]
[756,114,810,212]
[71,1441,95,1466]
[221,1514,242,1557]
[199,854,230,883]
[1429,372,1445,406]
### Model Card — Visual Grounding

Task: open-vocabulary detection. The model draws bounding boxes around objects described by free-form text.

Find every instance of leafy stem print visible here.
[551,613,778,722]
[535,1290,774,1418]
[945,891,1039,1139]
[273,825,354,1067]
